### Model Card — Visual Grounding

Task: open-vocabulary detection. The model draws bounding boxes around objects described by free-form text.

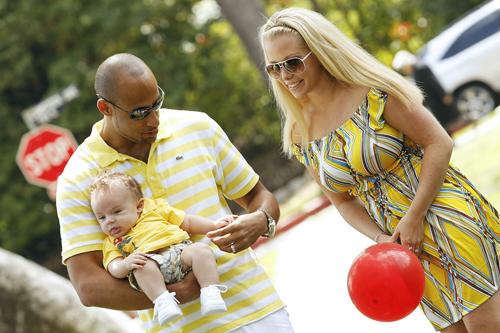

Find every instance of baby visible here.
[89,171,235,325]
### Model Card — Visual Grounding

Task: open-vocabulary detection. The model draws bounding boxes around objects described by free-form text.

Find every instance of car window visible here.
[442,9,500,59]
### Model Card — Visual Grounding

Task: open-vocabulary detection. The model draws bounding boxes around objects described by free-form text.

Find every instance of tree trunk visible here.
[0,248,144,333]
[216,0,268,79]
[309,0,326,15]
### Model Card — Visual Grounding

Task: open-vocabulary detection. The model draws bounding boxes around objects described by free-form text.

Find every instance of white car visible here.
[417,0,500,120]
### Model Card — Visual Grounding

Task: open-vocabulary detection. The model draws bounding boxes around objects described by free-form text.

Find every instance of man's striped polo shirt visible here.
[56,109,284,333]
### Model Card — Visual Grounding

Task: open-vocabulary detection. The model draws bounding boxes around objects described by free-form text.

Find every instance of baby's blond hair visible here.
[89,170,143,202]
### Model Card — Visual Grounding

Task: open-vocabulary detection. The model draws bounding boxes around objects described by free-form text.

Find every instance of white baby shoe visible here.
[153,291,182,325]
[200,284,228,316]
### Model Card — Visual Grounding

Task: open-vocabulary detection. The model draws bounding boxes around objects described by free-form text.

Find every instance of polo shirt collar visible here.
[87,109,173,168]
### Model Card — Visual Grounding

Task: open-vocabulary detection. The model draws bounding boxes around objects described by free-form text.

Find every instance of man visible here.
[56,53,294,332]
[412,62,461,131]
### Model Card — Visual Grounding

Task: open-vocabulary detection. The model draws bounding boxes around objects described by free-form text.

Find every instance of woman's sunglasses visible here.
[97,86,165,120]
[265,51,312,79]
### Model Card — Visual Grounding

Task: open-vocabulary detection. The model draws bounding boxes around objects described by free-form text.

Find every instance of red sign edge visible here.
[16,124,78,188]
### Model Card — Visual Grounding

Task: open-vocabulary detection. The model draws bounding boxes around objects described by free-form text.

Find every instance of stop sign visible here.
[16,124,78,188]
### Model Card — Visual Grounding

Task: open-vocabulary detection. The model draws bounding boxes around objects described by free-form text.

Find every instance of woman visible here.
[259,7,499,333]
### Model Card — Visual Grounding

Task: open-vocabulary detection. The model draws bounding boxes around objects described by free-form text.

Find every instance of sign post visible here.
[21,84,79,130]
[16,124,78,200]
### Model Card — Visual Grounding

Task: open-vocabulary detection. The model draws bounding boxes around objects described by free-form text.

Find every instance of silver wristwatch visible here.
[258,209,276,238]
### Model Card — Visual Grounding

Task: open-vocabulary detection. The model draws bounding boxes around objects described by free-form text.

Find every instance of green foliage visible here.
[0,0,204,270]
[264,0,484,64]
[0,0,485,273]
[0,0,278,272]
[178,20,280,151]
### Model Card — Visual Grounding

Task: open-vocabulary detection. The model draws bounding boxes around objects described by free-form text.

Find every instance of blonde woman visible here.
[259,7,499,333]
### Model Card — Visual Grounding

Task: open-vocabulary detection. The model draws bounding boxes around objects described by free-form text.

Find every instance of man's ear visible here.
[97,99,112,116]
[137,198,144,214]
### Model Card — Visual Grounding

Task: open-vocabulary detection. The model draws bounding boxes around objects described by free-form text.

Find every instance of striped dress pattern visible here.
[292,88,500,330]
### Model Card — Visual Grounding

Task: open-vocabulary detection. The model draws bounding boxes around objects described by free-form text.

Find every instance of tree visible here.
[0,248,142,333]
[0,0,283,273]
[216,0,268,79]
[0,0,485,276]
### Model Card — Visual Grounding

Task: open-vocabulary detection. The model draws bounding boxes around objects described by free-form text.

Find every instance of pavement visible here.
[252,181,331,249]
[253,193,434,333]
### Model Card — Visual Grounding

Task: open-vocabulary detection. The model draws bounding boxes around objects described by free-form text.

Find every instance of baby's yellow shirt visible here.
[102,198,189,269]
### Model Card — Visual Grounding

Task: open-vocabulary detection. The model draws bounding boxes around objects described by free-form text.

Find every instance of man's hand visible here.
[213,214,238,229]
[206,211,267,253]
[166,271,200,303]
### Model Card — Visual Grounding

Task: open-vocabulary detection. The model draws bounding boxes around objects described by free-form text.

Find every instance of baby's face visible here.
[90,181,141,238]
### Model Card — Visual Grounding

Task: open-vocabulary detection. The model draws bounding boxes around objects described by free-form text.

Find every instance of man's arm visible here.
[67,251,200,308]
[67,251,151,309]
[207,181,278,252]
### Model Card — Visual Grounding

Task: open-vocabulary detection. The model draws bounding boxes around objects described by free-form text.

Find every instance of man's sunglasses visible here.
[265,51,312,79]
[97,86,165,120]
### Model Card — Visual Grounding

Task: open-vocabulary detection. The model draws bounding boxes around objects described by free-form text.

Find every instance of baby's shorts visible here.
[128,240,193,291]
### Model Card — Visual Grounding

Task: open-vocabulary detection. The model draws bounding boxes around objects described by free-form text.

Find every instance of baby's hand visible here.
[122,253,149,271]
[214,214,238,229]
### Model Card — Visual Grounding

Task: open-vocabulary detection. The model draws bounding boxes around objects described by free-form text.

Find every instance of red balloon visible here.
[347,243,425,322]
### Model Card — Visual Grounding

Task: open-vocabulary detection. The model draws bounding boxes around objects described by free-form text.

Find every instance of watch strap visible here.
[257,209,276,238]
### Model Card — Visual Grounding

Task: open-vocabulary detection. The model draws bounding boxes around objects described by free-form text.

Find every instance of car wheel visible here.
[455,84,496,120]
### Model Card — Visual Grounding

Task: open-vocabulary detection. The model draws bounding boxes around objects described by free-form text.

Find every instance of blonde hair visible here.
[259,7,423,156]
[89,170,143,202]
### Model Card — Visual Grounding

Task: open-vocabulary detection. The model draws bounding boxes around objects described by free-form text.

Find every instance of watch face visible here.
[259,209,276,238]
[268,219,276,233]
[266,213,276,237]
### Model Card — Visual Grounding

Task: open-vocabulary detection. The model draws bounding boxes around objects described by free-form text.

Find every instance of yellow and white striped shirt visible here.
[56,109,284,332]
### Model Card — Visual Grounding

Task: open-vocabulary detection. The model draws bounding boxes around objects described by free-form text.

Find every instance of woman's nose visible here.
[280,68,294,80]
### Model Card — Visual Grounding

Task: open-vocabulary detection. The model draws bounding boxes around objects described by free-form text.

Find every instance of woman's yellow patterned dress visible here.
[292,88,500,330]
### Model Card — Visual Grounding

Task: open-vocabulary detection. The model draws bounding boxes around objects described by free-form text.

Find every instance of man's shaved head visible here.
[94,53,153,101]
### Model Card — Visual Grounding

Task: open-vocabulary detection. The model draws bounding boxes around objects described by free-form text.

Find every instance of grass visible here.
[279,181,322,220]
[451,107,500,209]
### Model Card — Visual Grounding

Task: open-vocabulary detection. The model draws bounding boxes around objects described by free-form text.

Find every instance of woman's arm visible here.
[328,191,387,242]
[308,167,385,242]
[383,95,453,250]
